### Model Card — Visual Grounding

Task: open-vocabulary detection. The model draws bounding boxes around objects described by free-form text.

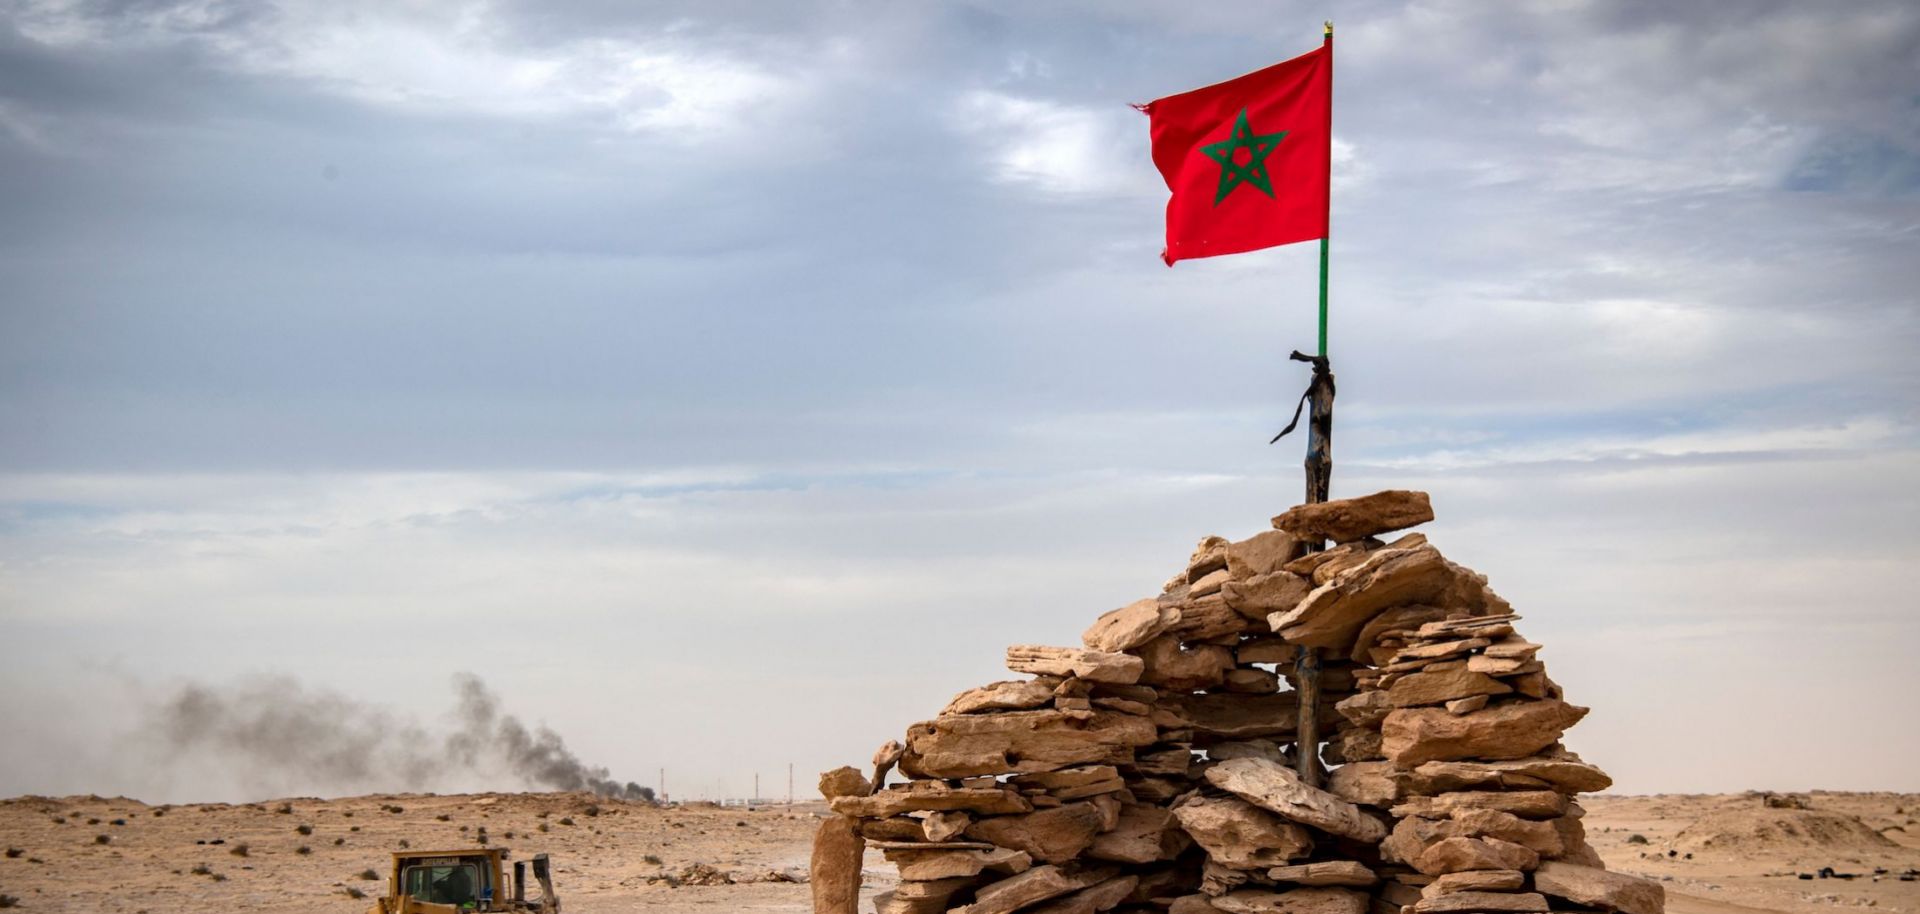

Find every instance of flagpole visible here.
[1317,20,1333,360]
[1294,19,1336,790]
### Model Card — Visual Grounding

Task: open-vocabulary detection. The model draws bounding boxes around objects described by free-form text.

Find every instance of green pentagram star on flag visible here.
[1200,108,1287,205]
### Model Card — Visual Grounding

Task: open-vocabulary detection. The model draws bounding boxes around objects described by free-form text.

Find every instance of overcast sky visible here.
[2,0,1917,803]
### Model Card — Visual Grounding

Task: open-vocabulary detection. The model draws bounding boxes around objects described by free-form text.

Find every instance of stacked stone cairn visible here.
[811,489,1665,914]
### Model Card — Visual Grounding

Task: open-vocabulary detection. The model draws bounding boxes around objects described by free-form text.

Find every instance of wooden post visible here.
[1294,358,1336,788]
[1294,642,1323,785]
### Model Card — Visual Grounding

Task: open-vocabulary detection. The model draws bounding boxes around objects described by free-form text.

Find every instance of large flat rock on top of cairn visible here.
[1381,700,1588,769]
[1203,756,1388,843]
[1532,862,1665,914]
[1272,490,1434,543]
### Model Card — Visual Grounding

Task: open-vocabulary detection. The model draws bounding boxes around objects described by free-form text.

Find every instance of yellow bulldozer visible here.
[366,847,559,913]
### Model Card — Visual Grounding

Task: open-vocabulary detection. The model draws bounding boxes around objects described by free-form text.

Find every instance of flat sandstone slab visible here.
[830,781,1033,817]
[1210,886,1371,914]
[1266,861,1379,886]
[1380,699,1588,769]
[1006,645,1145,684]
[902,708,1157,778]
[1411,890,1549,913]
[1203,756,1388,843]
[1532,861,1665,914]
[1170,795,1314,869]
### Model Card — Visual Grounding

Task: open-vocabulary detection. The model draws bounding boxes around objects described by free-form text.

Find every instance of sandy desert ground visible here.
[0,790,1914,914]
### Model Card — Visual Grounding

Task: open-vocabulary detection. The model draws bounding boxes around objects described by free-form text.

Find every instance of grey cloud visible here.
[1,0,1918,796]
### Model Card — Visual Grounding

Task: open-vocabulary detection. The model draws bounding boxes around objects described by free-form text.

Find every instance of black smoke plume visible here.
[152,673,654,802]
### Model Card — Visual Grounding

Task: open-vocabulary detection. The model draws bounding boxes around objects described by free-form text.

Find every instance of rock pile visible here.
[812,489,1664,914]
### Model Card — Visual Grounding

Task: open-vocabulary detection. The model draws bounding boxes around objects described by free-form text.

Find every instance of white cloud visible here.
[951,90,1149,196]
[10,0,808,136]
[1367,417,1906,472]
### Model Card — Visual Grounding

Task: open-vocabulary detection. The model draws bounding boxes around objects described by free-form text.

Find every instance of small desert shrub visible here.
[94,834,111,845]
[110,818,126,826]
[397,839,410,849]
[4,848,21,858]
[538,823,549,833]
[153,809,166,817]
[350,826,360,832]
[275,803,293,815]
[229,843,250,857]
[295,824,313,835]
[584,805,600,817]
[358,868,380,881]
[435,814,450,822]
[87,818,101,825]
[557,817,574,826]
[333,838,345,846]
[51,817,65,824]
[344,887,366,900]
[1626,834,1649,845]
[210,873,228,882]
[296,846,311,855]
[342,811,354,818]
[643,854,663,865]
[1,893,20,908]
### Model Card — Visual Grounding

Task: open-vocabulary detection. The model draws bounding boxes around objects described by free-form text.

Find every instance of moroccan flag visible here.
[1140,41,1331,265]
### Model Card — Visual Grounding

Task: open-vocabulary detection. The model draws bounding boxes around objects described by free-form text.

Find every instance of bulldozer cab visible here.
[401,854,486,907]
[374,847,557,914]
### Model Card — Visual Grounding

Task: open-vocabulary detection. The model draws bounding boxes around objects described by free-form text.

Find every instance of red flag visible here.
[1140,42,1331,265]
